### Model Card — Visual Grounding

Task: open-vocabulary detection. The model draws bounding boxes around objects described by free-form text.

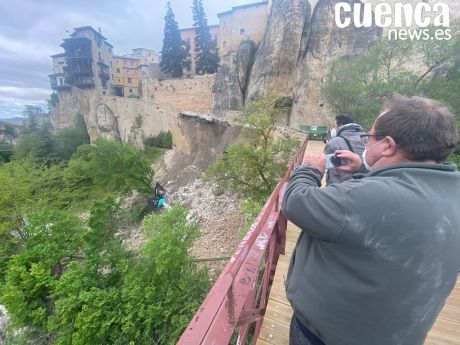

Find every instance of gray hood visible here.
[336,123,363,136]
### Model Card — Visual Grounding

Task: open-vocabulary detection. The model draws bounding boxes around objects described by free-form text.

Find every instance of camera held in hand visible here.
[326,153,347,168]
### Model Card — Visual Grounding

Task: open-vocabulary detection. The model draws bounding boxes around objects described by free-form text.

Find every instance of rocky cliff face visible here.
[211,40,257,117]
[290,0,381,127]
[245,0,311,101]
[95,103,121,141]
[211,0,380,127]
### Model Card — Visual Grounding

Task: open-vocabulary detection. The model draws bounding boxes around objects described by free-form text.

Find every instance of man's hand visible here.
[335,150,362,173]
[302,151,326,172]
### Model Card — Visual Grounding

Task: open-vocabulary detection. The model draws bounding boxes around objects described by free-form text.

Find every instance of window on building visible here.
[98,52,102,61]
[240,28,245,35]
[128,78,132,83]
[129,89,133,93]
[223,41,227,48]
[116,68,120,73]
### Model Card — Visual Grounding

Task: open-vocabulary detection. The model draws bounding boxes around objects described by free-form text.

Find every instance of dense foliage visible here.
[325,25,460,128]
[68,138,155,196]
[206,95,299,204]
[0,136,158,280]
[53,114,91,161]
[3,123,16,138]
[1,199,210,344]
[192,0,219,74]
[15,113,90,164]
[144,130,173,149]
[160,3,187,78]
[0,141,14,162]
[0,107,208,343]
[47,92,59,109]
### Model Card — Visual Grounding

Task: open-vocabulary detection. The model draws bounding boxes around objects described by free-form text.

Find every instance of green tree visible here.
[53,113,90,161]
[47,92,59,110]
[43,200,207,344]
[206,95,299,203]
[0,161,89,281]
[15,127,56,165]
[16,104,57,164]
[192,0,219,74]
[0,210,82,333]
[67,138,155,196]
[0,161,33,279]
[160,2,186,78]
[324,24,460,129]
[324,39,418,129]
[144,130,173,149]
[130,205,210,343]
[2,199,196,343]
[22,105,44,134]
[3,123,16,138]
[0,141,14,163]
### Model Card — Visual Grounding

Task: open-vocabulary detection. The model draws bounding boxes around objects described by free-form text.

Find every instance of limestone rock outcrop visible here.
[96,103,121,141]
[212,0,380,127]
[245,0,311,101]
[211,40,257,116]
[290,0,381,127]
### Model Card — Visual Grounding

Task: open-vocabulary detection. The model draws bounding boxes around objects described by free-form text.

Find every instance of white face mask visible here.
[330,128,337,138]
[362,138,386,170]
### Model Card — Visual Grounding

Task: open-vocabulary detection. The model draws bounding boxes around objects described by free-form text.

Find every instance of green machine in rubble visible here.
[299,125,328,141]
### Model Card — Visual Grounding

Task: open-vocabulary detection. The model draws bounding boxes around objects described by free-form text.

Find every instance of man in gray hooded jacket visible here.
[324,114,365,185]
[282,95,460,345]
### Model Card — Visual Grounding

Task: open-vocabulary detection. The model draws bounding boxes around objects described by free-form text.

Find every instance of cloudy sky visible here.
[0,0,252,119]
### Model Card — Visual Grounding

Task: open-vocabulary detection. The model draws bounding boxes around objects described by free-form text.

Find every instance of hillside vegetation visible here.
[0,116,210,344]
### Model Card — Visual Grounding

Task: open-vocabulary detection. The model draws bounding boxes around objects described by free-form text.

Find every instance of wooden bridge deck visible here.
[256,140,460,345]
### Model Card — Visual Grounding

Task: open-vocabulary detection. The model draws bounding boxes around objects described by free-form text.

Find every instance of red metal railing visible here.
[177,139,308,345]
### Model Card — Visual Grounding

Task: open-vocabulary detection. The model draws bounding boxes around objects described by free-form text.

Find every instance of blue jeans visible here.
[289,314,326,345]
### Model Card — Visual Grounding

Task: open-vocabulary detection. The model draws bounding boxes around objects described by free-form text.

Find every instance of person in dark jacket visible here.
[282,95,460,345]
[324,114,365,185]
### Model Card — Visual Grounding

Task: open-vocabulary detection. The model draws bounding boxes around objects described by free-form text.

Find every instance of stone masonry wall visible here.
[51,86,239,158]
[141,75,215,114]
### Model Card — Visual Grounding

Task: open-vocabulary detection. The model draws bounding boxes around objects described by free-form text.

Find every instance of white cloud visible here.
[0,86,49,118]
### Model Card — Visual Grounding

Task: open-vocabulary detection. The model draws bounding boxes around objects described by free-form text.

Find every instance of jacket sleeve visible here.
[281,165,350,241]
[324,137,344,154]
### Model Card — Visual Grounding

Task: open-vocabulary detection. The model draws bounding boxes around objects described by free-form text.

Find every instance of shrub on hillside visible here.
[144,130,173,149]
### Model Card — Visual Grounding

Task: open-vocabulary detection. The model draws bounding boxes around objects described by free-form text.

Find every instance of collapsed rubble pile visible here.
[123,178,246,262]
[170,179,245,259]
